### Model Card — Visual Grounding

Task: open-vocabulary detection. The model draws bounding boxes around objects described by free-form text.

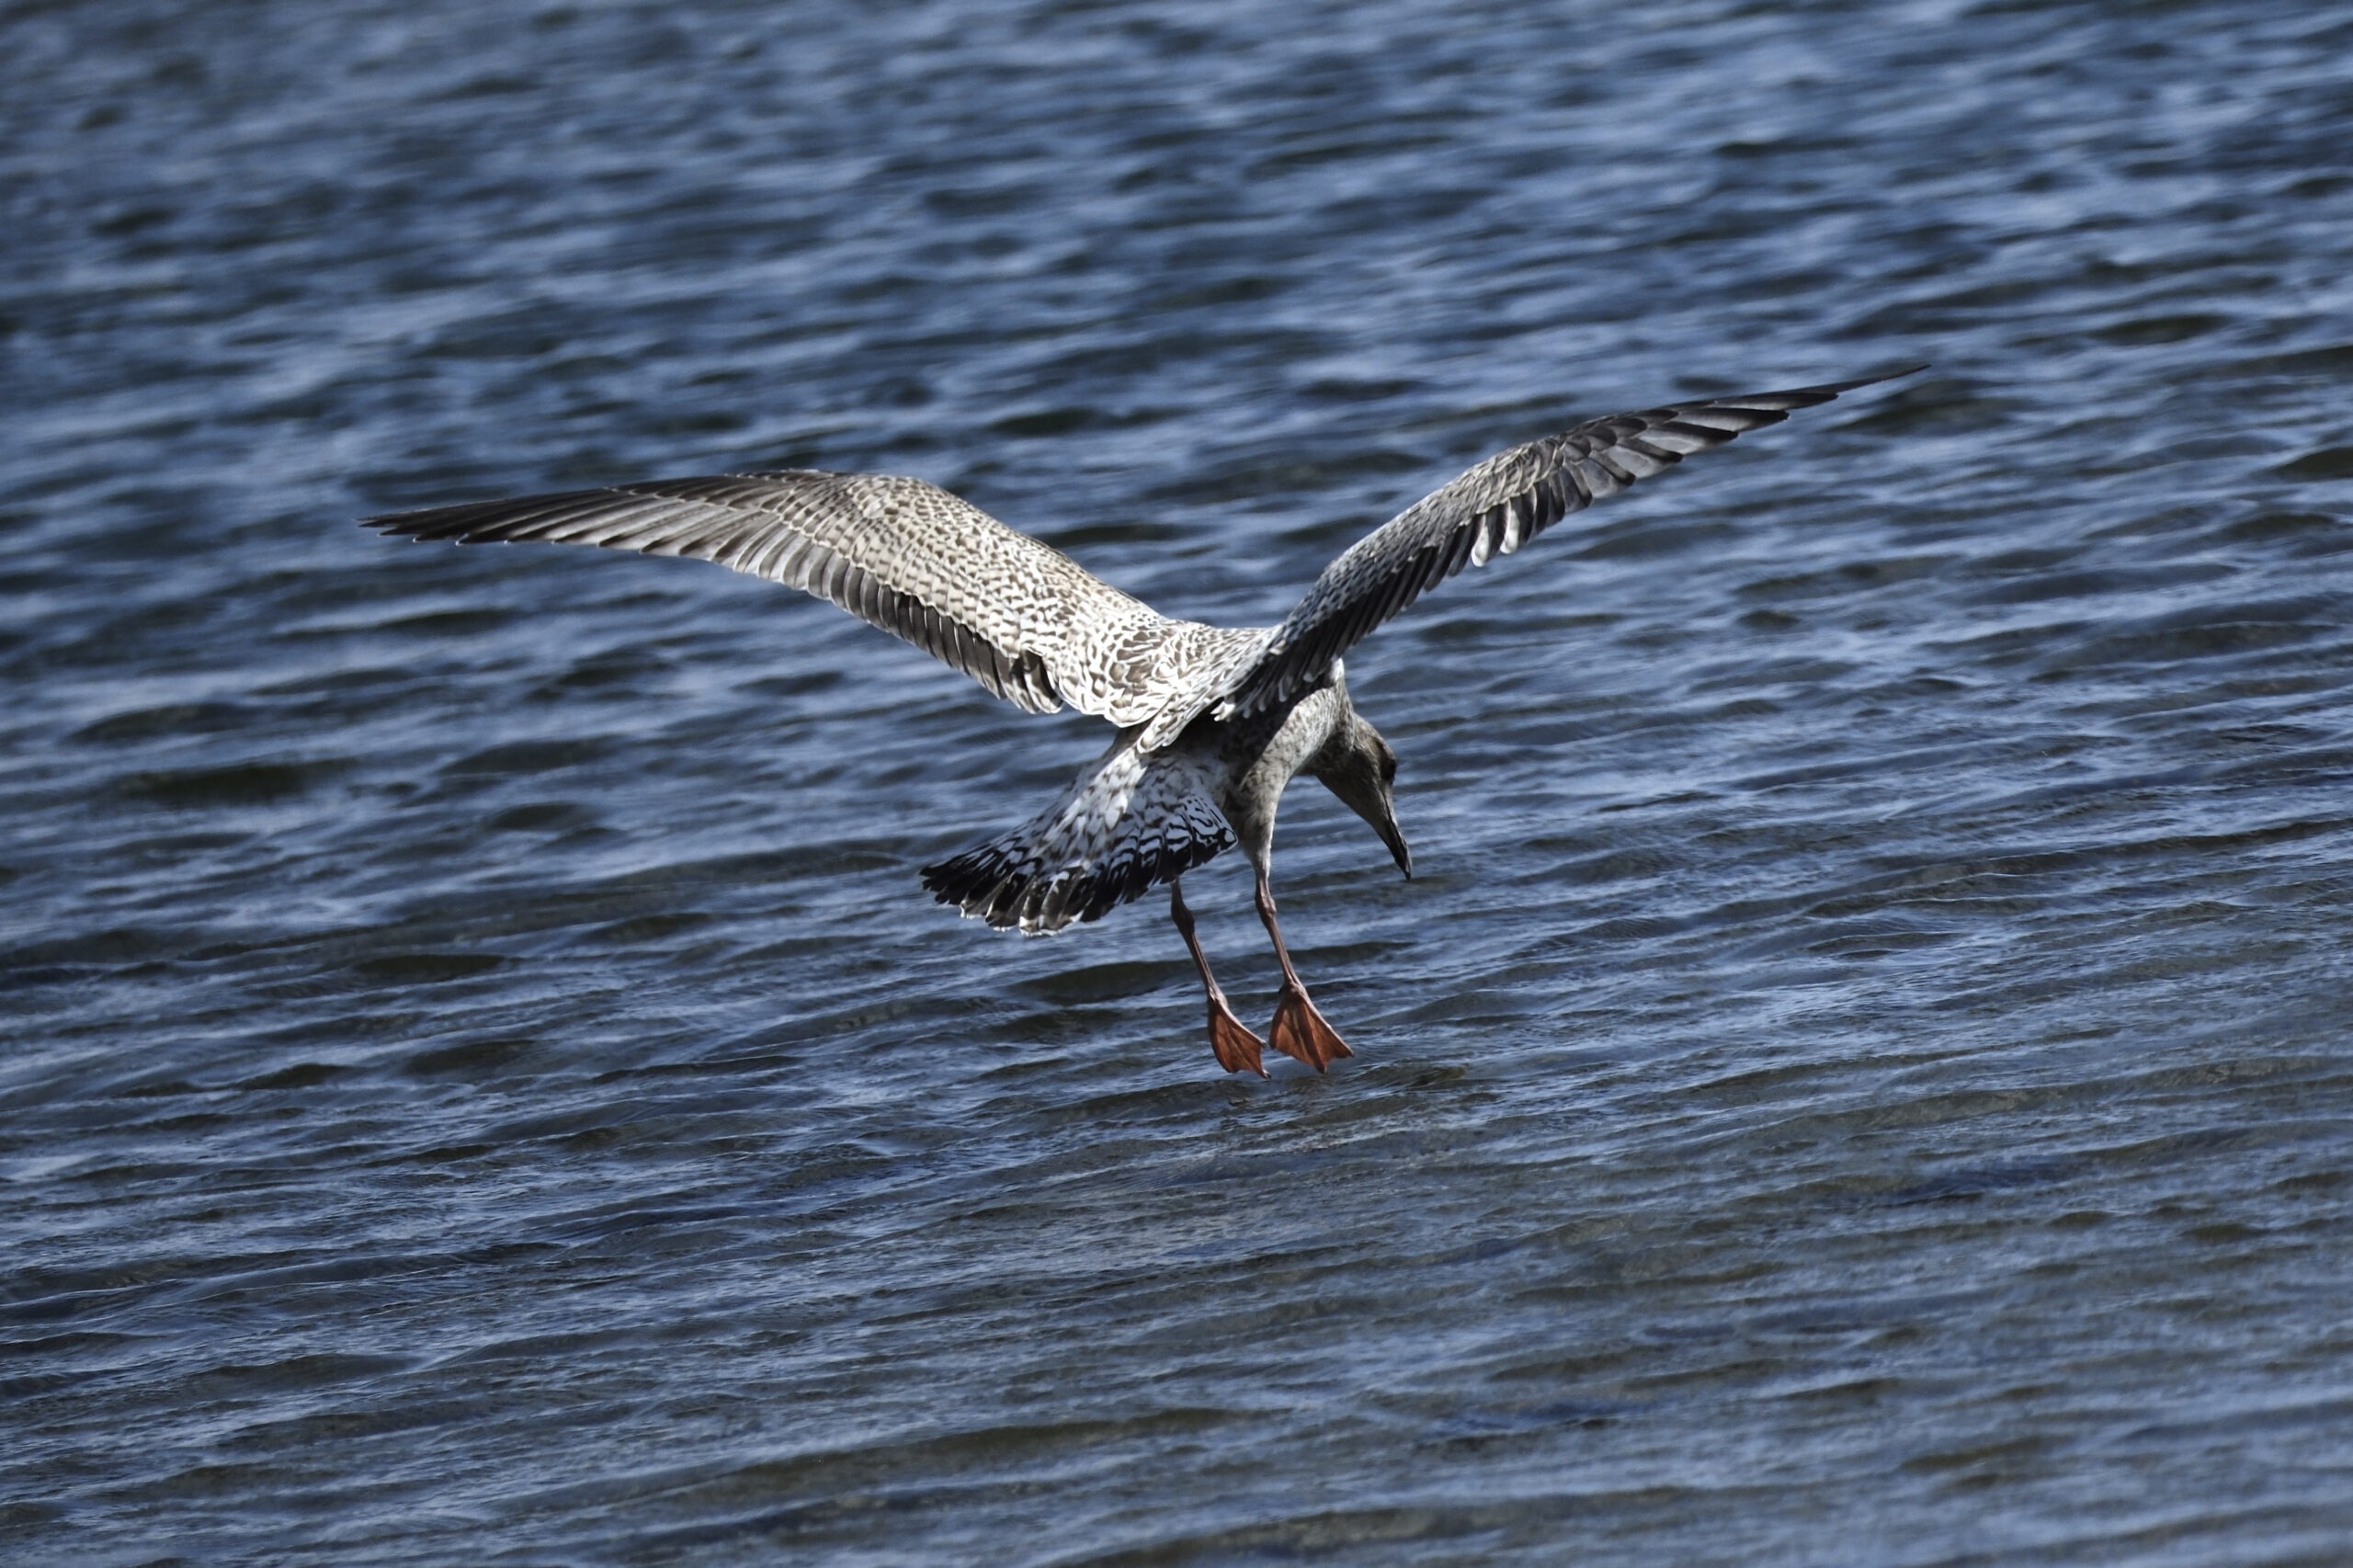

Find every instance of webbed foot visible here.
[1210,1000,1268,1077]
[1267,984,1354,1072]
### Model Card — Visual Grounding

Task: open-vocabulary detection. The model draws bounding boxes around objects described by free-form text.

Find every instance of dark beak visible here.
[1378,805,1413,881]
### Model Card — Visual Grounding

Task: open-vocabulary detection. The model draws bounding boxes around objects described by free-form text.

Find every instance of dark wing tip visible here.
[355,487,624,545]
[356,500,503,541]
[1811,363,1930,396]
[1701,364,1930,412]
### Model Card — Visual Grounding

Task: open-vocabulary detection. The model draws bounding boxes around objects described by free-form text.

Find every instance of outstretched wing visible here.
[1217,369,1917,718]
[364,470,1187,724]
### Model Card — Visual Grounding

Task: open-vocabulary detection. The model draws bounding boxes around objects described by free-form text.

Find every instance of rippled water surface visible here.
[6,1,2353,1562]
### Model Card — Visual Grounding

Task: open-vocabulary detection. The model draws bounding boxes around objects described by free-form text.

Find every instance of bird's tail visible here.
[921,741,1233,935]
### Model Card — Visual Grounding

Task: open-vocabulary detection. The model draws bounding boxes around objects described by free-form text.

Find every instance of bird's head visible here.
[1313,710,1411,880]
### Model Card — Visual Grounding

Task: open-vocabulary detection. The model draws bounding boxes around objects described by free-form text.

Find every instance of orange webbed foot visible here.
[1267,984,1354,1072]
[1209,1001,1268,1077]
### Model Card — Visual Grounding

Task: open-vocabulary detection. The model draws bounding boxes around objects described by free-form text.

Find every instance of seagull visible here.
[365,368,1914,1074]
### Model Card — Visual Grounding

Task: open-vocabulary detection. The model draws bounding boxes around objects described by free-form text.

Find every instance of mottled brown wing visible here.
[1217,369,1918,718]
[365,470,1184,723]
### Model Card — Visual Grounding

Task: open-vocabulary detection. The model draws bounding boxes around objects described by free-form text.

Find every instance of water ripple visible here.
[6,0,2353,1563]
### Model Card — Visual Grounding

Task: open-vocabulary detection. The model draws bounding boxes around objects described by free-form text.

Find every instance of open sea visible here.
[5,1,2352,1562]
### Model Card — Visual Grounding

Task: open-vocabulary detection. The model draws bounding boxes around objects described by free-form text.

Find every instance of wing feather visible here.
[1216,369,1918,717]
[365,469,1189,724]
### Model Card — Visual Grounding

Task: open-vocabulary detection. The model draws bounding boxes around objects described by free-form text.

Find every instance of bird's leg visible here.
[1255,869,1354,1072]
[1171,880,1266,1076]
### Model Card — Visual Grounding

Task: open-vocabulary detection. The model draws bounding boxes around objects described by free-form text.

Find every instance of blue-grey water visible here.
[6,1,2352,1563]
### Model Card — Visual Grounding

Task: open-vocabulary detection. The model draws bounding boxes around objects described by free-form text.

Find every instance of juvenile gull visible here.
[366,369,1913,1074]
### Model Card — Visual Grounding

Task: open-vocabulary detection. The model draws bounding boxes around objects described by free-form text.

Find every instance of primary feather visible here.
[366,469,1228,727]
[1215,370,1915,719]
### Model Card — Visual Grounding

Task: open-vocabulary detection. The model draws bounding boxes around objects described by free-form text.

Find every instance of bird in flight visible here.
[366,368,1913,1075]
